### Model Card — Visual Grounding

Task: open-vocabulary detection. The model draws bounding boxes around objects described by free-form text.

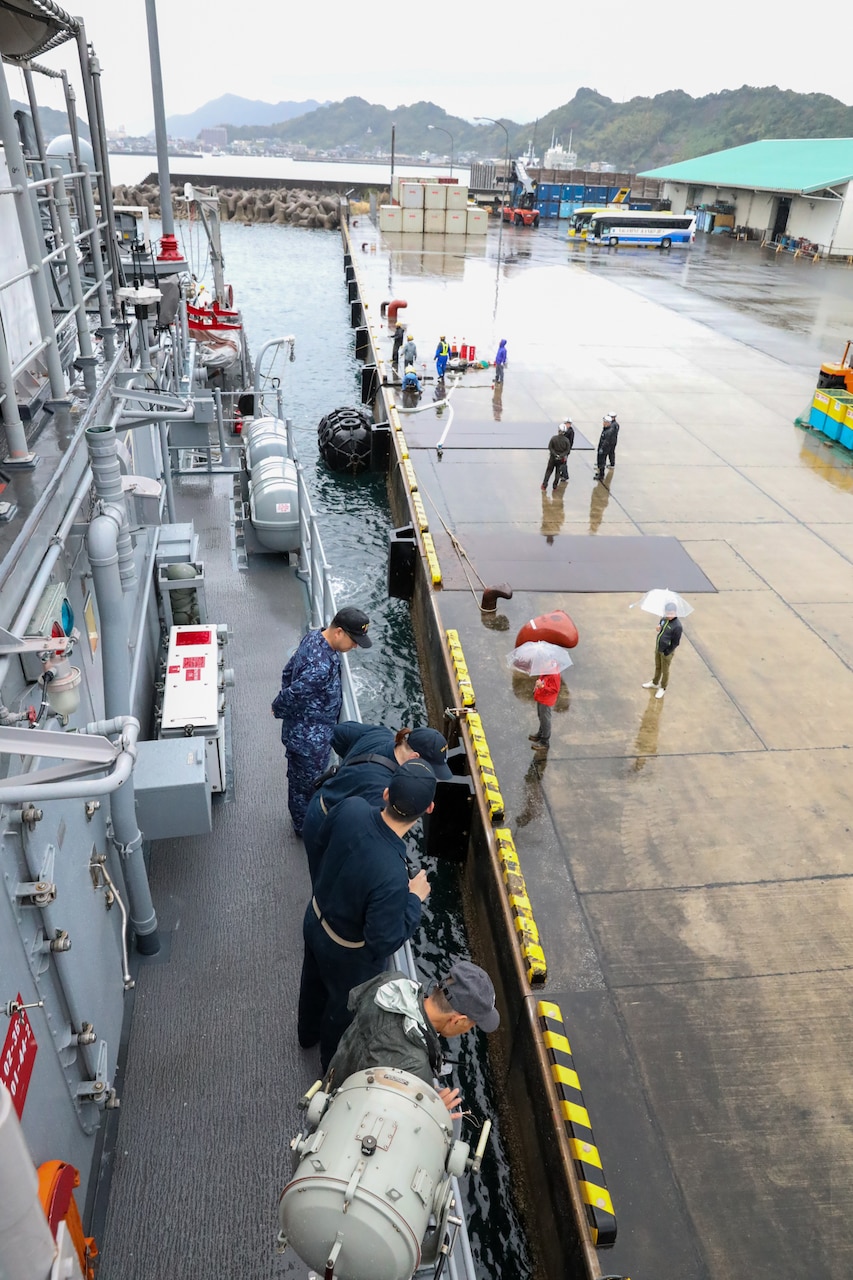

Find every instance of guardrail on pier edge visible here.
[340,223,621,1280]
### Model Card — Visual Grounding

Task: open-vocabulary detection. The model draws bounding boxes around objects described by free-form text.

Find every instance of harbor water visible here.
[189,217,532,1277]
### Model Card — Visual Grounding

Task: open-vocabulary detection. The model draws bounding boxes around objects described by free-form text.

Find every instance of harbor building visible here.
[641,138,853,256]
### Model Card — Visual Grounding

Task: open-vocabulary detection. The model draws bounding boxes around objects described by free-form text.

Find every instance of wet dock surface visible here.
[357,224,853,1279]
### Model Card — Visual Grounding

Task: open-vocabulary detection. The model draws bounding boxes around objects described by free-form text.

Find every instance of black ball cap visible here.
[332,606,372,648]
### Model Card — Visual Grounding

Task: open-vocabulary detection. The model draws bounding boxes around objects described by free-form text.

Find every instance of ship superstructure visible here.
[0,8,489,1280]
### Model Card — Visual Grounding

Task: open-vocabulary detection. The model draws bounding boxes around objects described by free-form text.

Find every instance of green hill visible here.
[539,86,853,170]
[228,86,853,170]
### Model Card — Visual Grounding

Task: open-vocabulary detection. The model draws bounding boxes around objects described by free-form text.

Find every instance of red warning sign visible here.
[1,997,38,1118]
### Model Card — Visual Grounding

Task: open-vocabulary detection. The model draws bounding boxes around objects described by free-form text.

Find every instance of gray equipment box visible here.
[156,523,199,565]
[134,737,212,839]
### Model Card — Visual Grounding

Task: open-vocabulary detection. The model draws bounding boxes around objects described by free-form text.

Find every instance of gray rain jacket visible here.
[324,970,442,1090]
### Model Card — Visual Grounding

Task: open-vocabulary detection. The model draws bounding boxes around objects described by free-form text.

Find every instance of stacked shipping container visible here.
[380,178,486,235]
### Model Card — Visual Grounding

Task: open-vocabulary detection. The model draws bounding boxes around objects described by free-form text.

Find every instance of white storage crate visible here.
[380,205,403,232]
[424,185,447,209]
[401,207,424,233]
[400,182,424,208]
[446,185,469,210]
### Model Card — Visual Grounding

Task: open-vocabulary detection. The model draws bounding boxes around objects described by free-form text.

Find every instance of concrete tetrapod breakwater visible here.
[112,182,341,229]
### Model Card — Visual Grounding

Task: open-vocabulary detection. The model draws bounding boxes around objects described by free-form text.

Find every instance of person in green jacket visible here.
[642,604,683,699]
[322,961,500,1112]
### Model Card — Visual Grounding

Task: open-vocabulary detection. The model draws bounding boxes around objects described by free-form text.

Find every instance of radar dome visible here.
[45,135,95,178]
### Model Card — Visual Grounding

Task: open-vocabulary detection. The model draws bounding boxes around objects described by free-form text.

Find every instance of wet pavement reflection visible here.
[354,214,853,1280]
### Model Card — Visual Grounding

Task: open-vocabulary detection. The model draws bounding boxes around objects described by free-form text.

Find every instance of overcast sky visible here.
[17,0,853,137]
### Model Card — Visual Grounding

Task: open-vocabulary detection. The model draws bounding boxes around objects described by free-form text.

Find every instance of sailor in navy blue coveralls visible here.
[272,607,371,836]
[297,761,436,1070]
[302,721,451,884]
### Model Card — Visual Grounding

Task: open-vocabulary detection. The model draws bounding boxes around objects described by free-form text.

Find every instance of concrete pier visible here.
[351,222,853,1279]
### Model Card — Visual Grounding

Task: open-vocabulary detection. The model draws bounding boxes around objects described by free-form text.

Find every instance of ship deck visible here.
[94,468,315,1279]
[354,224,853,1280]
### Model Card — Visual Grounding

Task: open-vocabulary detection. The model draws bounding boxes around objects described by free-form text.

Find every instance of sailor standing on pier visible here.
[541,422,572,492]
[595,413,620,481]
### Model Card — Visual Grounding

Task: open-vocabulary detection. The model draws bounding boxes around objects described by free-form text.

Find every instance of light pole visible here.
[427,124,454,178]
[475,116,509,290]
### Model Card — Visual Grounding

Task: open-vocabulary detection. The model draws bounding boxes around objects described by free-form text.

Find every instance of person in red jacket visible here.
[529,669,561,749]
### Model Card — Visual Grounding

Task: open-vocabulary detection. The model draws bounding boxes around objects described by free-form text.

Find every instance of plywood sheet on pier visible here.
[437,534,716,594]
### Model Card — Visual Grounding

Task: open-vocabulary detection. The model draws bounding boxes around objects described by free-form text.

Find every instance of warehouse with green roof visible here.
[640,139,853,257]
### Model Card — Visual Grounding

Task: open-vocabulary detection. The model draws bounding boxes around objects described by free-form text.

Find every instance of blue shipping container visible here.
[546,202,560,219]
[559,201,573,219]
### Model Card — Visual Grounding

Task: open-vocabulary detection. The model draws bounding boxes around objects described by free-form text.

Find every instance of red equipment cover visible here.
[515,610,579,649]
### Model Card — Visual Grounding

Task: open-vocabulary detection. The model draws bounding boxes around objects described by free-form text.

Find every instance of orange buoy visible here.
[515,610,579,649]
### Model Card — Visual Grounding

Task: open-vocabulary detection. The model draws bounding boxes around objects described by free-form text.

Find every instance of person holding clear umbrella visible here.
[642,601,683,699]
[529,668,560,748]
[506,640,573,748]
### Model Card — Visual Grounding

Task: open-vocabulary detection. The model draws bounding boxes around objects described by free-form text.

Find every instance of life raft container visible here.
[515,610,579,649]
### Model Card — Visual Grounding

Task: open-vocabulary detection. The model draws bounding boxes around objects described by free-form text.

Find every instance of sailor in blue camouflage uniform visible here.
[302,722,452,884]
[272,606,372,836]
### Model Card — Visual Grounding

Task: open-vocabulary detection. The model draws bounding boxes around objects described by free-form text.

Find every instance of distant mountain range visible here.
[166,95,324,138]
[12,85,853,172]
[183,85,853,171]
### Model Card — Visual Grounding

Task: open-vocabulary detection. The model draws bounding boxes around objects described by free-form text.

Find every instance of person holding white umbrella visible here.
[642,600,684,698]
